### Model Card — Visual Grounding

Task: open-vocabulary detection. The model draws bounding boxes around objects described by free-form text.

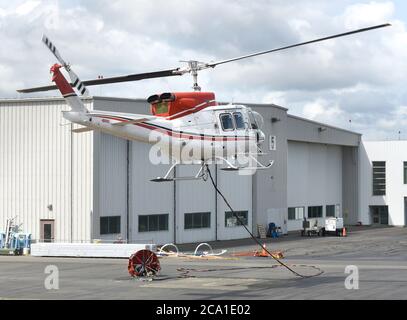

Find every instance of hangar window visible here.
[288,207,304,220]
[138,214,169,232]
[233,112,245,130]
[326,205,336,217]
[404,162,407,184]
[308,206,323,218]
[372,161,386,196]
[225,211,248,227]
[184,212,211,229]
[100,216,121,235]
[220,113,235,131]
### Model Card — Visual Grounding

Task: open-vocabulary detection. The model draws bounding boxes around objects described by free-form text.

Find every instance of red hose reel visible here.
[128,249,161,277]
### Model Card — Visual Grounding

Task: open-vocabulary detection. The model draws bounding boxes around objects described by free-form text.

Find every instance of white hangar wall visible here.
[0,96,361,245]
[0,98,93,242]
[250,104,289,234]
[359,140,407,226]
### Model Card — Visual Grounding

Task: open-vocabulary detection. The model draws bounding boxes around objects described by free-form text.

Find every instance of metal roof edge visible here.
[287,114,362,136]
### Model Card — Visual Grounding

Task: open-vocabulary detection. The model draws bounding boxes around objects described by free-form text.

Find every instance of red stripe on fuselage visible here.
[94,115,251,141]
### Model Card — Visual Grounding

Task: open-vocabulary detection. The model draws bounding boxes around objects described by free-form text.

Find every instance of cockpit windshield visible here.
[233,112,245,130]
[248,111,258,129]
[248,111,264,130]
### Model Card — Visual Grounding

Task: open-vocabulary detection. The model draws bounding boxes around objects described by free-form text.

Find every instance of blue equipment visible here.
[11,233,32,250]
[268,223,282,238]
[0,232,5,248]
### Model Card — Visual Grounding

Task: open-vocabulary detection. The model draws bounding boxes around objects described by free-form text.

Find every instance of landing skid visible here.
[151,162,208,182]
[217,156,274,171]
[150,178,175,183]
[151,156,274,182]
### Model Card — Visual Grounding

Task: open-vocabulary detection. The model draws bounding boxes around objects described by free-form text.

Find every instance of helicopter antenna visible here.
[18,23,391,94]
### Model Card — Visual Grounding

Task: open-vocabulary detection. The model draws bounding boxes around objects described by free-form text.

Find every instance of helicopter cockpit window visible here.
[233,112,245,130]
[248,111,258,129]
[220,113,235,131]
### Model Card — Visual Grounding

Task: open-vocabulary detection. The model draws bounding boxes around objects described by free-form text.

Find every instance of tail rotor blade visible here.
[42,35,89,96]
[67,69,89,96]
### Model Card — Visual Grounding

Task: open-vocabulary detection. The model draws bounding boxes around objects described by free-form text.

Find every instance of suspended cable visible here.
[205,165,323,279]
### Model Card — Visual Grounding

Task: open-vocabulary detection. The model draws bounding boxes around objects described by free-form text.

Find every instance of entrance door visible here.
[40,220,55,242]
[370,206,388,225]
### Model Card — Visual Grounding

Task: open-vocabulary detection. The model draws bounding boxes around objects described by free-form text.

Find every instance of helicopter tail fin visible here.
[43,35,89,113]
[50,63,88,113]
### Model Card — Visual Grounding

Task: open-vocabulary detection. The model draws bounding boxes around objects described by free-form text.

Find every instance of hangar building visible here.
[0,96,360,244]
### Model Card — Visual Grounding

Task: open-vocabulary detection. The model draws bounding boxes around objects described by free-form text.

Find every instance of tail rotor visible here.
[42,35,89,96]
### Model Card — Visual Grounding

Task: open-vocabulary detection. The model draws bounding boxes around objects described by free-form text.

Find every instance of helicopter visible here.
[18,23,390,182]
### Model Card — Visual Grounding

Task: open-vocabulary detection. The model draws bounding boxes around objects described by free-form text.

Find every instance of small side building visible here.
[359,140,407,226]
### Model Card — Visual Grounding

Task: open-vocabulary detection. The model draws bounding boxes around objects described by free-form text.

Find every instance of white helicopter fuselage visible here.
[64,104,262,164]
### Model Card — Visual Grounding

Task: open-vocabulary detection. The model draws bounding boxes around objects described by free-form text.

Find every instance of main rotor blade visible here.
[17,69,182,93]
[207,23,391,68]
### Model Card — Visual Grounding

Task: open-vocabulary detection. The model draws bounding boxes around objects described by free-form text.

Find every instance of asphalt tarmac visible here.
[0,226,406,300]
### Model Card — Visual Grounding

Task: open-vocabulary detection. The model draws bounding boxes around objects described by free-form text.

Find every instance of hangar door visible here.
[175,165,216,244]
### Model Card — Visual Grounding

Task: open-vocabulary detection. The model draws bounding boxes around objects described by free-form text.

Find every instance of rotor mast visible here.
[179,60,213,92]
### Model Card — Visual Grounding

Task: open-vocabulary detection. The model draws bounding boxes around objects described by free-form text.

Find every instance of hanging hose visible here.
[205,165,323,279]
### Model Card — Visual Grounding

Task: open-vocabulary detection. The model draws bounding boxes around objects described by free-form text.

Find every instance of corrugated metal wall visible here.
[93,132,127,241]
[0,98,93,242]
[129,141,174,244]
[175,165,217,243]
[342,146,359,225]
[0,96,360,245]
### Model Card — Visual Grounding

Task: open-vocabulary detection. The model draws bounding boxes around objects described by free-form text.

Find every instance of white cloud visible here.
[343,1,394,29]
[262,91,287,107]
[302,99,343,120]
[15,1,41,16]
[395,106,407,116]
[0,0,406,141]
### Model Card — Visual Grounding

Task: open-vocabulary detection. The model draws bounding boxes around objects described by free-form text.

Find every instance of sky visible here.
[0,0,406,140]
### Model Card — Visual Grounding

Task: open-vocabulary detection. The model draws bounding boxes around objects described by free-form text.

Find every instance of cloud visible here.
[343,1,394,29]
[0,0,406,141]
[302,99,343,120]
[15,1,41,16]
